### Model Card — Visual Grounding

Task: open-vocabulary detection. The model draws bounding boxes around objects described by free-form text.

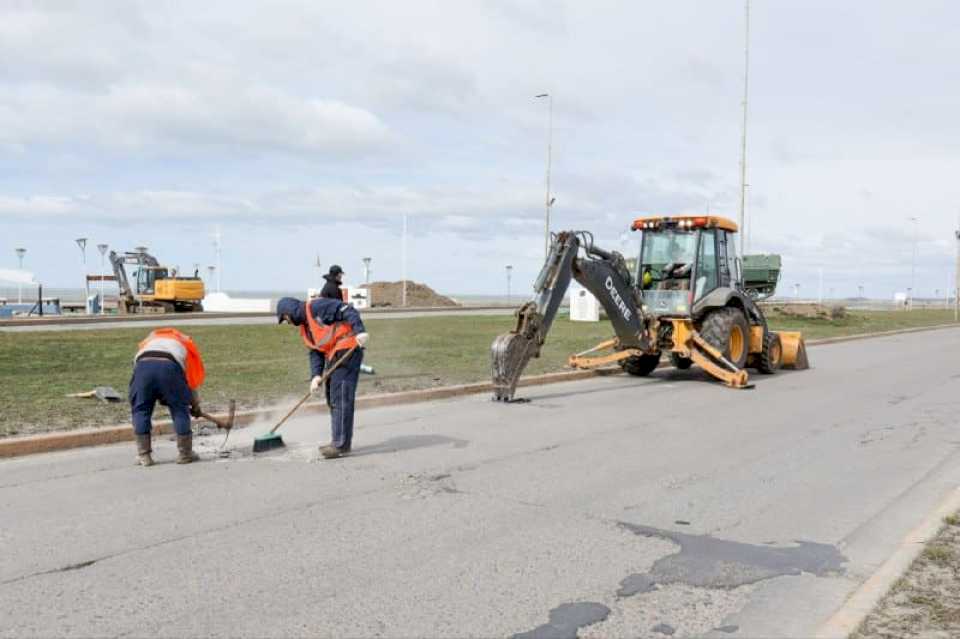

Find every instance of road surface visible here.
[2,328,960,638]
[0,306,516,332]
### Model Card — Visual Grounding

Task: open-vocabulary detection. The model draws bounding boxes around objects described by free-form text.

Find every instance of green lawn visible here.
[1,309,955,437]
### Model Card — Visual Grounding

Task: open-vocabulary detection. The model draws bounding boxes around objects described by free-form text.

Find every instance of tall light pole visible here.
[794,283,800,300]
[75,238,87,265]
[401,214,408,307]
[15,248,26,303]
[908,216,918,310]
[362,257,372,284]
[506,264,513,304]
[207,265,216,290]
[738,0,752,256]
[954,215,960,321]
[535,93,554,258]
[96,243,108,314]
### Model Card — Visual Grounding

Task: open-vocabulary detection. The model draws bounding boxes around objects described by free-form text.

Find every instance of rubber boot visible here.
[176,434,199,464]
[319,444,343,459]
[136,434,154,467]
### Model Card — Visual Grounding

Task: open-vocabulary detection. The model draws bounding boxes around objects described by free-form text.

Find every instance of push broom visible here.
[253,345,358,453]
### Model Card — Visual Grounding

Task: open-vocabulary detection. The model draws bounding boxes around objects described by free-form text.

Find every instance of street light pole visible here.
[738,0,752,256]
[954,215,960,322]
[535,93,554,259]
[15,248,26,304]
[506,265,513,304]
[96,243,108,314]
[362,257,372,285]
[908,216,918,310]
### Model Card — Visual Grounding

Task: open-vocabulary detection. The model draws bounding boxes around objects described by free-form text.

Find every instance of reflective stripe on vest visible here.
[300,302,358,356]
[137,328,206,390]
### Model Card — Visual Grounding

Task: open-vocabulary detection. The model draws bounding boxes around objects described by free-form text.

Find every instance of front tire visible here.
[621,353,661,377]
[757,331,782,374]
[699,307,750,369]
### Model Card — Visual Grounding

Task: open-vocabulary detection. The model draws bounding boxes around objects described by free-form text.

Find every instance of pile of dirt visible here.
[367,281,459,308]
[765,303,846,320]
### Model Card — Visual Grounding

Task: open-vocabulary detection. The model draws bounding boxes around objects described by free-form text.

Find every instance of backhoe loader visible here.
[491,215,808,401]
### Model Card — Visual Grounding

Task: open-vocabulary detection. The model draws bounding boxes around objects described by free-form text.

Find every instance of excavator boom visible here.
[491,231,649,401]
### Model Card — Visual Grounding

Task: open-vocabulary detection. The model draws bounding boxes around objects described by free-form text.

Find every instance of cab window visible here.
[695,229,718,300]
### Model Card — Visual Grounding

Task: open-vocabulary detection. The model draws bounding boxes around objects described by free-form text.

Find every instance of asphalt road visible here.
[0,306,516,332]
[3,328,960,638]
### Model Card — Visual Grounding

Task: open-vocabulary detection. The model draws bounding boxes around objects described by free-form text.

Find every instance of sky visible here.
[3,1,960,299]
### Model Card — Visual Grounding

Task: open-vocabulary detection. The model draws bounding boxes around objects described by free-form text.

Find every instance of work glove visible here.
[356,332,369,348]
[310,375,323,394]
[189,394,202,418]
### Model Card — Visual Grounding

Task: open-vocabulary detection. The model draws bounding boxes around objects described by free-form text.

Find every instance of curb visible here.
[2,322,957,460]
[814,487,960,638]
[0,305,516,328]
[0,368,621,459]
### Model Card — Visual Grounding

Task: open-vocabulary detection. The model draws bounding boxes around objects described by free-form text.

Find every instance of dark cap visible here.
[276,297,301,324]
[328,264,344,276]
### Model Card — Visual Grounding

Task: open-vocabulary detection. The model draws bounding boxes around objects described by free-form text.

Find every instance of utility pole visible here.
[535,93,554,258]
[362,257,372,285]
[506,264,513,304]
[738,0,751,256]
[96,243,108,314]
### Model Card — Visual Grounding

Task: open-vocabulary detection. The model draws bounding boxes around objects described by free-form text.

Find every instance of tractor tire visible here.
[699,307,750,370]
[621,353,661,377]
[757,331,783,374]
[669,352,693,369]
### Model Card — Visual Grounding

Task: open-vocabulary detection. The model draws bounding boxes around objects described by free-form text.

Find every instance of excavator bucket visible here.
[778,331,809,369]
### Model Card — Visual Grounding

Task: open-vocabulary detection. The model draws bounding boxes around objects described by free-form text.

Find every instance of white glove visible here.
[310,375,323,393]
[356,332,369,347]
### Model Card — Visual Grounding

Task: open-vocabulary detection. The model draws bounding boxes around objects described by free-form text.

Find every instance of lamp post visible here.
[794,283,800,300]
[737,0,752,255]
[96,243,108,314]
[506,265,513,304]
[535,93,554,259]
[75,238,87,265]
[15,248,26,303]
[362,257,372,284]
[908,216,919,310]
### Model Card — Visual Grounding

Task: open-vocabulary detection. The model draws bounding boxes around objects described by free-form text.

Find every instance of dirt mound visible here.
[367,281,459,308]
[765,303,846,320]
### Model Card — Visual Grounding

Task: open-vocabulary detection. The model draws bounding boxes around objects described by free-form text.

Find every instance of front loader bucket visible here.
[778,331,809,369]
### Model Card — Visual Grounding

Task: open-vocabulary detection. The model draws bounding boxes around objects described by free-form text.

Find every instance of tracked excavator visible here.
[491,215,808,401]
[110,249,205,313]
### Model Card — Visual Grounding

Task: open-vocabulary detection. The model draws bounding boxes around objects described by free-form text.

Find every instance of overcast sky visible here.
[3,1,960,298]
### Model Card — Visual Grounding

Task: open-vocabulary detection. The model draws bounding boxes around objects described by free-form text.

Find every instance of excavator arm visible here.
[491,231,651,401]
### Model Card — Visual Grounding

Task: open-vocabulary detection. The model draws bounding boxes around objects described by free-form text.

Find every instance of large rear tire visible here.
[757,331,783,374]
[621,353,661,377]
[699,307,750,369]
[669,352,693,369]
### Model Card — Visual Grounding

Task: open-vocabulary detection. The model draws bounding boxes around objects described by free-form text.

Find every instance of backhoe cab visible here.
[491,215,808,401]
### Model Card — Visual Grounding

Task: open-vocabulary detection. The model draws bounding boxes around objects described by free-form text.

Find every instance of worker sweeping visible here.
[276,296,368,458]
[130,327,205,466]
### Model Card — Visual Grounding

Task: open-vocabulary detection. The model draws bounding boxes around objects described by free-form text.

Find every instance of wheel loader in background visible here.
[491,215,808,401]
[109,249,205,313]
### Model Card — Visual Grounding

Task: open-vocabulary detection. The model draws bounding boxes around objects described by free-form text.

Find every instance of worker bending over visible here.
[276,296,369,459]
[130,328,205,466]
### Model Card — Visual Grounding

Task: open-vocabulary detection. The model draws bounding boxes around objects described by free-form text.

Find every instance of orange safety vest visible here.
[138,328,206,390]
[300,302,358,357]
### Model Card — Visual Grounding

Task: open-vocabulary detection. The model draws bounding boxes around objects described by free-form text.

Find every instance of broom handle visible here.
[269,345,358,435]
